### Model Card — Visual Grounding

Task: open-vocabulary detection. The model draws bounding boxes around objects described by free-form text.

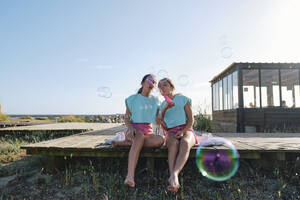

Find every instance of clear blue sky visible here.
[1,0,299,114]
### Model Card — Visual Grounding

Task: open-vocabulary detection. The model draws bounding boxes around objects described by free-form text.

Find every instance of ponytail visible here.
[137,87,143,94]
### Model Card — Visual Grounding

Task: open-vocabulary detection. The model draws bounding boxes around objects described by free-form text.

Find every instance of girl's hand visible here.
[156,117,167,131]
[125,128,136,141]
[174,131,185,139]
[165,102,175,109]
[156,116,161,125]
[161,119,168,130]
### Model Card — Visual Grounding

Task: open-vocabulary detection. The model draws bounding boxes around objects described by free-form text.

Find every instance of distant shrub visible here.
[35,117,49,120]
[0,113,9,122]
[193,112,213,132]
[58,115,85,123]
[20,116,34,120]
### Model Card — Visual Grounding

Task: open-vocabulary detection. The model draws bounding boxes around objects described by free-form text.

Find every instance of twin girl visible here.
[112,74,198,192]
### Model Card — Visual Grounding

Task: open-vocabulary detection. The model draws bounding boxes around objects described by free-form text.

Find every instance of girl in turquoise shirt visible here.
[158,77,198,192]
[113,74,164,187]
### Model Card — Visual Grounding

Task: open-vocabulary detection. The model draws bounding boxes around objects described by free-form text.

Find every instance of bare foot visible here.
[112,140,132,147]
[167,177,174,191]
[124,176,135,187]
[167,175,180,192]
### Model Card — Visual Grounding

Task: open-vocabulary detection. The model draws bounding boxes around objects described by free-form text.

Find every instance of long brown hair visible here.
[158,78,182,96]
[137,74,156,94]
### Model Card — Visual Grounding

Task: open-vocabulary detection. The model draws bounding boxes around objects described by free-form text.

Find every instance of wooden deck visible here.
[1,122,118,131]
[21,124,300,160]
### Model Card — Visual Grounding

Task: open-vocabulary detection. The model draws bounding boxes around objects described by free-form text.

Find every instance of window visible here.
[232,71,238,108]
[243,69,260,108]
[281,69,299,108]
[212,83,217,111]
[228,74,233,109]
[261,69,280,107]
[218,80,223,110]
[216,81,219,110]
[296,84,300,107]
[223,76,228,110]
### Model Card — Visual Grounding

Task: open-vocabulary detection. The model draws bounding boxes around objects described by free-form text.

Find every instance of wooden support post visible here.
[276,152,286,161]
[240,152,261,159]
[146,157,154,177]
[254,152,286,168]
[45,156,65,173]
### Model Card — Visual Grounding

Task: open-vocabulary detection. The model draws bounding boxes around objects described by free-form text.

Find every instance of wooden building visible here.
[210,63,300,133]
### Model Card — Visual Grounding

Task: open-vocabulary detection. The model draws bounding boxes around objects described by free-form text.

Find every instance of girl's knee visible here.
[133,131,144,141]
[153,135,164,147]
[159,136,165,146]
[154,139,164,147]
[167,137,179,147]
[180,137,194,149]
[135,130,144,137]
[180,138,189,147]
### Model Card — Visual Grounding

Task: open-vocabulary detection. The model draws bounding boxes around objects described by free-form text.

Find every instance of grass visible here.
[0,156,299,199]
[193,112,213,132]
[0,121,299,199]
[19,116,34,120]
[0,138,27,163]
[0,113,9,122]
[0,129,88,143]
[57,115,85,123]
[0,129,87,163]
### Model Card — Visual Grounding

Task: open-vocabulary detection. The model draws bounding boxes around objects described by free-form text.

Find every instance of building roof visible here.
[210,62,300,83]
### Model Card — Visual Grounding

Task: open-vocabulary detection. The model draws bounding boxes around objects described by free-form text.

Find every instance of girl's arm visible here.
[160,104,174,131]
[174,101,194,139]
[124,105,133,129]
[182,101,194,133]
[161,102,174,119]
[124,105,135,140]
[157,109,168,131]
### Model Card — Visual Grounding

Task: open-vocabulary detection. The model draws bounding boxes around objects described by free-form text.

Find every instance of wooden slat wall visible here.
[212,110,237,122]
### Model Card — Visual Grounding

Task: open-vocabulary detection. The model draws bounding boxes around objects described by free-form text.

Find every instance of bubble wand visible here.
[164,95,174,105]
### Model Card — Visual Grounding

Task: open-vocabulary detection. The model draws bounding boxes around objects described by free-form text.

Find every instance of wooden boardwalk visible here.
[21,123,300,160]
[1,122,117,131]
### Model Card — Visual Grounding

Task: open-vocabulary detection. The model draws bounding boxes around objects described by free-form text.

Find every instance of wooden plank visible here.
[1,122,123,131]
[25,145,289,160]
[22,125,126,148]
[23,133,300,151]
[21,131,300,162]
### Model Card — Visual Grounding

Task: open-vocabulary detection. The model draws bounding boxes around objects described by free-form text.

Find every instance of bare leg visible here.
[124,130,145,187]
[166,133,180,191]
[112,140,132,147]
[169,131,195,192]
[143,134,164,147]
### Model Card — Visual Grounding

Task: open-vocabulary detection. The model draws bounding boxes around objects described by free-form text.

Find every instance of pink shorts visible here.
[166,124,198,145]
[125,123,153,135]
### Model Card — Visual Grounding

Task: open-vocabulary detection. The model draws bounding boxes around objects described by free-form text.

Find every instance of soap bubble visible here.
[196,137,239,181]
[178,74,189,87]
[220,47,234,59]
[157,69,169,80]
[97,87,112,98]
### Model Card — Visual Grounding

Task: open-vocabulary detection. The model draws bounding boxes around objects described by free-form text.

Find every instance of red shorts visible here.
[125,123,153,135]
[166,124,198,145]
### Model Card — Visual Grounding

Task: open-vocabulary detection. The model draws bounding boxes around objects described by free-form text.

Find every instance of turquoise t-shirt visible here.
[125,93,160,123]
[160,95,192,129]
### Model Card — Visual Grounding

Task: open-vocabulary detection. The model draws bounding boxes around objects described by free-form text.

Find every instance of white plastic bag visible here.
[104,131,126,144]
[199,133,225,146]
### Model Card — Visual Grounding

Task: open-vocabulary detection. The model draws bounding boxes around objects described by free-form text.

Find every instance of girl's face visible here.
[143,75,157,91]
[158,80,173,96]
